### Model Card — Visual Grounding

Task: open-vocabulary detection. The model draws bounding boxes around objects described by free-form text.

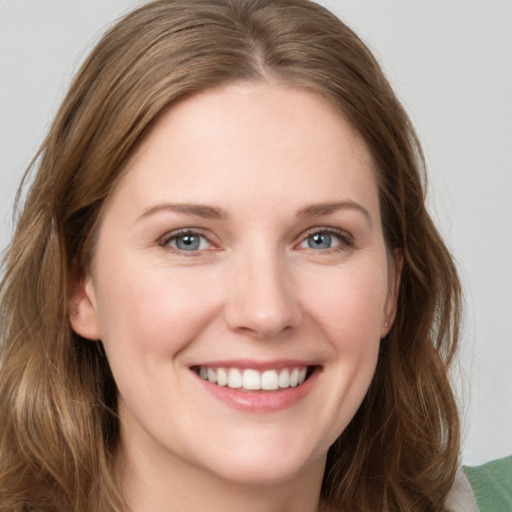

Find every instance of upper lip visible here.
[190,359,318,371]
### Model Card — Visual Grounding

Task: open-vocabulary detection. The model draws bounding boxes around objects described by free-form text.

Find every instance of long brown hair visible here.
[0,1,461,510]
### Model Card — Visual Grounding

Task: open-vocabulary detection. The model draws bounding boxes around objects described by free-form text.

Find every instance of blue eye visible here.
[307,232,335,249]
[174,234,201,251]
[163,231,211,252]
[299,230,348,250]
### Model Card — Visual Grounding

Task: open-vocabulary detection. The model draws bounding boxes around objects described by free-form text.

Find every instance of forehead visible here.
[106,82,379,218]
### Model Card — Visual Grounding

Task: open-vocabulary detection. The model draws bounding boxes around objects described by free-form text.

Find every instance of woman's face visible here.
[71,82,399,488]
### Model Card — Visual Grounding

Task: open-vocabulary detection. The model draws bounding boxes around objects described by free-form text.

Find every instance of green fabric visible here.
[465,455,512,511]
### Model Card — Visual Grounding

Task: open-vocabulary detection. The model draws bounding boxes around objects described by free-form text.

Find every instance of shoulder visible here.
[463,455,512,512]
[445,466,479,512]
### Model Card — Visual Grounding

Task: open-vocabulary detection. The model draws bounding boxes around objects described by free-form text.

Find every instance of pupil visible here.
[176,235,200,250]
[308,233,331,249]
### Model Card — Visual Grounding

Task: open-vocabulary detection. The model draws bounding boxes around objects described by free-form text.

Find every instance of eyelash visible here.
[158,227,354,255]
[159,228,216,256]
[297,227,354,253]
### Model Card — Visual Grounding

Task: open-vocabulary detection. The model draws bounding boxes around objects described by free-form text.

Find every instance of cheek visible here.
[93,261,222,358]
[291,261,388,452]
[302,259,389,347]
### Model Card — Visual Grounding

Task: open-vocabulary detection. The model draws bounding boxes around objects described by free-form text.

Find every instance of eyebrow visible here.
[297,201,373,227]
[138,202,228,221]
[137,200,372,226]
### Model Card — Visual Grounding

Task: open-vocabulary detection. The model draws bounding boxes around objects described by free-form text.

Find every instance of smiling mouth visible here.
[192,365,318,392]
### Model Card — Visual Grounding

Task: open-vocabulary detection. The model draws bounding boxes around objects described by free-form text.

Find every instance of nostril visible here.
[227,302,303,339]
[223,266,302,338]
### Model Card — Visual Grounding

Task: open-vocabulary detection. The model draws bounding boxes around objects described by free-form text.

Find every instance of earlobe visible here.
[69,277,101,340]
[381,249,403,338]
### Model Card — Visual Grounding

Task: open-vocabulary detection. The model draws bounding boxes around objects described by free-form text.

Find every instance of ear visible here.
[69,276,101,340]
[380,248,403,338]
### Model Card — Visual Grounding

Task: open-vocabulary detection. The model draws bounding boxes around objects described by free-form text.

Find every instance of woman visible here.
[0,0,465,510]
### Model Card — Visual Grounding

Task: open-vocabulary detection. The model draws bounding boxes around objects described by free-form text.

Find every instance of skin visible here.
[71,82,400,512]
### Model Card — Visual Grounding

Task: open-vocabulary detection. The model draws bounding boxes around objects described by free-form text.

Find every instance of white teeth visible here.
[261,370,279,390]
[242,369,261,390]
[289,368,299,387]
[207,368,217,383]
[197,366,311,391]
[228,368,243,389]
[278,368,290,388]
[217,367,228,386]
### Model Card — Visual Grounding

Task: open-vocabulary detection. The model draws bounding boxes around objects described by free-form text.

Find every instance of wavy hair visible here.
[0,1,461,510]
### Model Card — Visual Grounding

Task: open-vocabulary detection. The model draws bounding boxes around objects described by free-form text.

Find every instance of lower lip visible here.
[193,369,320,413]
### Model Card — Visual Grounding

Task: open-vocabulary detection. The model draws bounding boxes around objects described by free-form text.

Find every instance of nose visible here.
[223,248,302,339]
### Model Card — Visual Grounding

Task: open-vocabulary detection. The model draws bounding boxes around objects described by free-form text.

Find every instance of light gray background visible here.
[1,1,511,466]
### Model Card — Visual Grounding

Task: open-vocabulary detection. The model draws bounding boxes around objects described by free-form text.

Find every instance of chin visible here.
[191,431,328,487]
[205,454,321,487]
